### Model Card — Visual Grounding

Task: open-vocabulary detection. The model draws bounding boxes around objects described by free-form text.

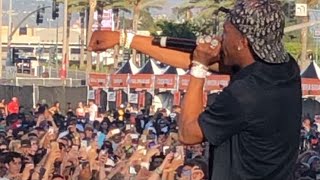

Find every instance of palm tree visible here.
[280,0,317,68]
[126,0,166,66]
[179,0,234,19]
[112,8,121,71]
[77,0,166,71]
[95,1,104,71]
[104,1,130,72]
[86,0,96,72]
[87,0,127,72]
[57,0,88,70]
[172,6,193,21]
[92,0,160,70]
[300,0,317,69]
[94,0,130,72]
[178,0,234,35]
[79,10,86,69]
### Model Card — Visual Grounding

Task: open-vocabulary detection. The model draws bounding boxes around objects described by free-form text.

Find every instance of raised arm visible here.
[88,30,222,72]
[179,36,222,145]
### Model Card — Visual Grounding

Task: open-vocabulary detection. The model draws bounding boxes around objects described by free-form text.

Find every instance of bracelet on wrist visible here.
[192,60,209,71]
[190,64,210,79]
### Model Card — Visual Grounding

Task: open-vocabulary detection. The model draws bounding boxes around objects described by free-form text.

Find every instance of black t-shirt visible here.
[199,57,301,180]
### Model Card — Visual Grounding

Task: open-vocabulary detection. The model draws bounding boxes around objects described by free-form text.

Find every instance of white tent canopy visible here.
[138,59,163,75]
[115,58,140,74]
[301,61,320,79]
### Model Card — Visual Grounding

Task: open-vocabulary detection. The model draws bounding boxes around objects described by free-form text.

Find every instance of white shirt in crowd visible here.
[89,103,98,121]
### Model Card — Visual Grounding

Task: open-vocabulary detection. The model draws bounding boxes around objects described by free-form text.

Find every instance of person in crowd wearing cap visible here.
[83,124,94,141]
[88,0,301,179]
[20,139,31,156]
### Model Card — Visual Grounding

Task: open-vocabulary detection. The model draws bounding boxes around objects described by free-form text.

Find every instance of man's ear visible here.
[5,163,9,170]
[192,169,204,180]
[241,37,250,50]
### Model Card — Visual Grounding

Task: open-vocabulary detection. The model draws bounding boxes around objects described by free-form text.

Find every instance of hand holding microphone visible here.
[152,35,222,66]
[193,35,222,66]
[189,35,222,79]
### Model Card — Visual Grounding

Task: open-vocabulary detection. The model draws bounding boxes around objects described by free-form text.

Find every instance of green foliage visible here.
[155,20,197,40]
[175,0,235,36]
[284,41,301,59]
[179,0,234,20]
[138,10,160,33]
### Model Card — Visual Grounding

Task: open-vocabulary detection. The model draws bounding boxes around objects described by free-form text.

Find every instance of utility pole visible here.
[86,0,96,73]
[6,0,12,66]
[61,0,68,79]
[96,4,102,71]
[0,0,2,78]
[8,0,12,36]
[55,19,59,69]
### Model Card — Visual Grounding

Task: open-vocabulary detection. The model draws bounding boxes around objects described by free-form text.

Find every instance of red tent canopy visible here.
[88,73,108,87]
[155,74,177,89]
[302,78,320,96]
[129,74,153,89]
[110,74,128,88]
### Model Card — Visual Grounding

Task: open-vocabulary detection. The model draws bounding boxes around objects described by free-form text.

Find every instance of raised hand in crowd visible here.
[148,152,175,180]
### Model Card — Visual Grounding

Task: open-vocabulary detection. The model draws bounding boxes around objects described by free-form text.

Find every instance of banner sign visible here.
[88,73,108,87]
[155,74,176,89]
[107,92,116,102]
[178,75,191,90]
[87,90,95,100]
[110,74,128,88]
[302,78,320,96]
[129,93,138,104]
[205,75,230,91]
[129,74,153,89]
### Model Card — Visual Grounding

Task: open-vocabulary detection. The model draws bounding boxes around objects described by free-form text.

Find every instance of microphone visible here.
[152,36,197,53]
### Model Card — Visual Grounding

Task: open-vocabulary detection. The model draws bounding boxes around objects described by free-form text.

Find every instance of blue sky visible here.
[1,0,184,26]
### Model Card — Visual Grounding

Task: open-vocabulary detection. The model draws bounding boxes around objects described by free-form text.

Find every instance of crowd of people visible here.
[0,96,318,180]
[0,97,208,180]
[296,116,320,179]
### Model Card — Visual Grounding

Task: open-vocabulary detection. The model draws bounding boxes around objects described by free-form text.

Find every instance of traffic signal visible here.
[288,1,296,19]
[36,7,44,25]
[52,0,59,19]
[10,48,19,64]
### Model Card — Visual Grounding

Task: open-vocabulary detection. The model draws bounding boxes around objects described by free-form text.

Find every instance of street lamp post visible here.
[0,0,2,78]
[61,0,68,79]
[6,0,13,66]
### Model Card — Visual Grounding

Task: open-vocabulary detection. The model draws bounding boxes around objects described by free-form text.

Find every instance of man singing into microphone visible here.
[89,0,301,179]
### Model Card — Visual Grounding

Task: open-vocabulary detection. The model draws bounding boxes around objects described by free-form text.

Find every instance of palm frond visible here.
[140,0,166,9]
